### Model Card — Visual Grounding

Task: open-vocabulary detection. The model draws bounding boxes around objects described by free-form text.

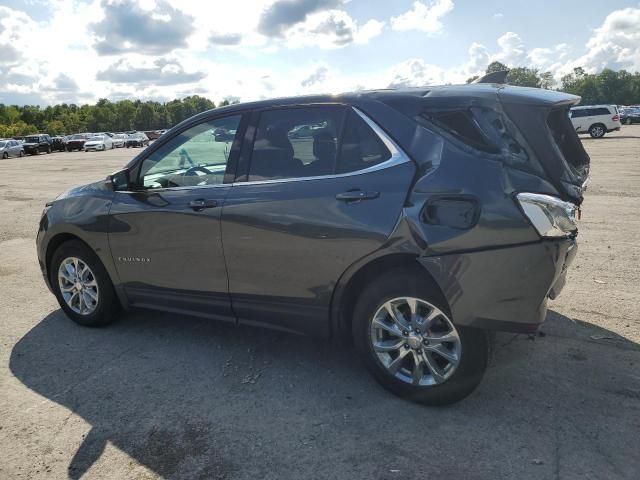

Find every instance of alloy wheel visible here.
[57,257,99,315]
[370,297,461,386]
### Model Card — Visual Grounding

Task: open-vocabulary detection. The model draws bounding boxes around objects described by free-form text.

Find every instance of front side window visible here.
[140,115,241,189]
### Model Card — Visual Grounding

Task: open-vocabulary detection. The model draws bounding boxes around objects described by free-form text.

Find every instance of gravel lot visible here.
[1,128,639,479]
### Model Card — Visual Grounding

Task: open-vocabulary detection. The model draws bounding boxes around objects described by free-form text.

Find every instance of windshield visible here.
[71,135,85,140]
[88,136,104,142]
[24,136,39,143]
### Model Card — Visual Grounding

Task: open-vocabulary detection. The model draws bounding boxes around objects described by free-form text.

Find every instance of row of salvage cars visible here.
[0,132,151,158]
[64,132,150,151]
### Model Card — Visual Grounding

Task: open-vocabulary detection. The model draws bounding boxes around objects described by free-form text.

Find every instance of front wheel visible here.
[50,240,120,327]
[353,269,489,405]
[2,152,7,159]
[589,124,606,138]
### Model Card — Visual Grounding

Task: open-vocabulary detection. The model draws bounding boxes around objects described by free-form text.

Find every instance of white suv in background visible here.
[569,105,621,138]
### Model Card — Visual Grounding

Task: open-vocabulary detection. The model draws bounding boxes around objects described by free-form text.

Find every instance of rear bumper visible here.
[418,238,577,333]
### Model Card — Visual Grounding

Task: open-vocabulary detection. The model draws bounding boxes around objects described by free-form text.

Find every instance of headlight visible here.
[516,193,578,238]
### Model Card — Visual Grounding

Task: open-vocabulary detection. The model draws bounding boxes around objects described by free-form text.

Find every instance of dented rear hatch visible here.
[497,86,590,205]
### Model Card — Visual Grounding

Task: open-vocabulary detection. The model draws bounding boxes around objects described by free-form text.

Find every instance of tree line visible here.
[2,65,640,137]
[468,62,640,106]
[0,95,233,138]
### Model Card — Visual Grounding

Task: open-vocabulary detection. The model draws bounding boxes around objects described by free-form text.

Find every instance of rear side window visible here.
[592,107,611,115]
[248,107,345,181]
[247,107,392,180]
[336,110,392,174]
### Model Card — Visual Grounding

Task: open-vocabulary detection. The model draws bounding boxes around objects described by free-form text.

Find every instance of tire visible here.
[625,118,632,125]
[589,123,606,138]
[19,150,24,157]
[352,268,489,406]
[2,152,7,159]
[50,240,120,327]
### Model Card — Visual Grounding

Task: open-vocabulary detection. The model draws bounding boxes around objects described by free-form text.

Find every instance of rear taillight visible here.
[612,115,620,121]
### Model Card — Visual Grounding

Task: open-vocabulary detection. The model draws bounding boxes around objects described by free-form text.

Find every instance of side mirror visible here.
[105,168,130,191]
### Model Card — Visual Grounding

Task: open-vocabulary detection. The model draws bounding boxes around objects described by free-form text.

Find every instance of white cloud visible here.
[390,0,454,35]
[574,7,640,73]
[494,32,527,66]
[493,13,504,20]
[2,2,640,107]
[283,9,384,48]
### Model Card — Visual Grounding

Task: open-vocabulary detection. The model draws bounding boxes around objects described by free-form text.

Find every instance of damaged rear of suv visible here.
[37,80,588,405]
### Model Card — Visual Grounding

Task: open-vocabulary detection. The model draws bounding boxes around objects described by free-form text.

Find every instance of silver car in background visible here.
[0,139,25,159]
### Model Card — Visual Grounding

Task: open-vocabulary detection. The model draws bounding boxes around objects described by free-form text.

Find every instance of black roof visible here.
[182,83,579,128]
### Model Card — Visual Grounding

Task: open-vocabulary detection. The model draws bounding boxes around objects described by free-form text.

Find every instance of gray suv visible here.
[37,81,588,405]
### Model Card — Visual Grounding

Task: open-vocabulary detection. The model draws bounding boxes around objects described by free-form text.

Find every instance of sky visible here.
[0,0,639,106]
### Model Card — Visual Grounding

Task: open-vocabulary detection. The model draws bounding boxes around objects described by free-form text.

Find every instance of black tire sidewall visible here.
[353,269,489,406]
[50,240,118,327]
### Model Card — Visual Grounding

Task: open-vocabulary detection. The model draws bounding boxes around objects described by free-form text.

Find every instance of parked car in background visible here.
[84,135,114,151]
[66,134,88,151]
[620,107,640,125]
[22,134,52,155]
[569,105,621,138]
[146,130,167,140]
[0,139,25,158]
[51,136,66,152]
[37,82,588,405]
[126,132,149,148]
[112,134,126,148]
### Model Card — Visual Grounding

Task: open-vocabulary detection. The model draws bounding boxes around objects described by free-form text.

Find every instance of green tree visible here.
[506,67,541,88]
[486,61,508,73]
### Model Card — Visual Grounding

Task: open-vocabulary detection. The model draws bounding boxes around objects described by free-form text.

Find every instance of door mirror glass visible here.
[106,169,130,191]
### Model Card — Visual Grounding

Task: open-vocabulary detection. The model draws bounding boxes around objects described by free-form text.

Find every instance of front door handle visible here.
[335,190,379,202]
[188,199,218,211]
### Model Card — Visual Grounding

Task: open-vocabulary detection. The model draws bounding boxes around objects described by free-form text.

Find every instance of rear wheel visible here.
[19,150,24,157]
[625,118,632,125]
[589,123,606,138]
[353,268,489,405]
[47,146,52,154]
[2,152,7,159]
[50,240,120,327]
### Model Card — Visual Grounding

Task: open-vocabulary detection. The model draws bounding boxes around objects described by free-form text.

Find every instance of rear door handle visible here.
[335,190,379,202]
[188,199,218,211]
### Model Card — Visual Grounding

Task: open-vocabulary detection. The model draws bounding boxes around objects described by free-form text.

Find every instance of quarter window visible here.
[140,115,241,189]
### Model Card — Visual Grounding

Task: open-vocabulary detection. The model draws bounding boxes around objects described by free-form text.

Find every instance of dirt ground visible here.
[0,128,639,479]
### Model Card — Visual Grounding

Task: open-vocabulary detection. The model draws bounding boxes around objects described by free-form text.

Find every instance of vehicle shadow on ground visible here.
[10,308,640,479]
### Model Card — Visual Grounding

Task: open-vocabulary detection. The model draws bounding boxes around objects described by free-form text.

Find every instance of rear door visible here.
[221,105,415,336]
[108,113,247,321]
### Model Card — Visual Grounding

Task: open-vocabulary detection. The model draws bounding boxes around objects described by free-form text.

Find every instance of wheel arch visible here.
[330,252,448,344]
[45,232,127,309]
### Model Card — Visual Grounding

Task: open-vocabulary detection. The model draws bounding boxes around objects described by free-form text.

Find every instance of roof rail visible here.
[472,70,509,84]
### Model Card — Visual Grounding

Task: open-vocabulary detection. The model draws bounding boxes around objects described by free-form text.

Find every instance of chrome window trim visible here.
[235,106,411,187]
[120,106,411,194]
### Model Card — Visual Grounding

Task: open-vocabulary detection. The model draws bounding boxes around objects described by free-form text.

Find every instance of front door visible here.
[108,114,245,321]
[221,106,415,336]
